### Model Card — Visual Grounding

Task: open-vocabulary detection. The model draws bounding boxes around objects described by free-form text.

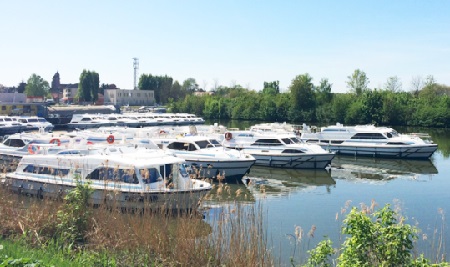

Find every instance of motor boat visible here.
[300,123,438,159]
[3,145,212,211]
[220,130,335,169]
[151,135,256,184]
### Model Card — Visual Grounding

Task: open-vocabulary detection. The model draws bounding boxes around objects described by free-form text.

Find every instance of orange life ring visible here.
[225,132,232,141]
[107,135,115,144]
[28,144,38,154]
[49,138,61,146]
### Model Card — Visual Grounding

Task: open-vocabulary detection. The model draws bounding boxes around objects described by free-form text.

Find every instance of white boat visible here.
[220,130,335,169]
[300,123,438,159]
[67,114,113,129]
[150,135,256,184]
[14,116,54,132]
[3,145,212,211]
[0,116,24,135]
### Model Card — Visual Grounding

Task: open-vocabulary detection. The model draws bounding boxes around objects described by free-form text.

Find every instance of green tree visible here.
[315,78,333,105]
[384,76,402,92]
[78,70,99,103]
[346,69,369,95]
[262,81,280,95]
[182,78,199,93]
[289,73,315,122]
[25,73,50,97]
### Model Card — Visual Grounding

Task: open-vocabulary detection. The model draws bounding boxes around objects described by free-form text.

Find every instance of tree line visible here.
[18,69,450,127]
[169,70,450,128]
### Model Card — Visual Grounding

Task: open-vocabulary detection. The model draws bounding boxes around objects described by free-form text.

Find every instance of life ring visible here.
[49,138,61,146]
[107,135,115,144]
[28,144,38,154]
[159,130,166,134]
[225,132,232,141]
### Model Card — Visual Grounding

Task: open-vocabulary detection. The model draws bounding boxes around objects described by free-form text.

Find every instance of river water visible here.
[202,121,450,265]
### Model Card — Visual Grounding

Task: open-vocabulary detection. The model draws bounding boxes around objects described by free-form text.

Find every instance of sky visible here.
[1,1,449,93]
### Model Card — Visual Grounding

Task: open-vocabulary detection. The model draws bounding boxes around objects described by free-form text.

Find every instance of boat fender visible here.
[225,132,232,141]
[28,144,38,154]
[49,138,61,146]
[107,135,115,144]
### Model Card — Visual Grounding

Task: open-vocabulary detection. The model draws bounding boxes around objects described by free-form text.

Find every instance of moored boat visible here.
[3,145,212,211]
[300,123,438,159]
[220,130,335,169]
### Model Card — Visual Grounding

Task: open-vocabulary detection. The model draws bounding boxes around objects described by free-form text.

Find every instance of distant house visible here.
[50,71,78,103]
[103,89,155,106]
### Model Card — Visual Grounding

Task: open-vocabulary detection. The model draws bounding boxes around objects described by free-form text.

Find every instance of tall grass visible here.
[0,182,273,266]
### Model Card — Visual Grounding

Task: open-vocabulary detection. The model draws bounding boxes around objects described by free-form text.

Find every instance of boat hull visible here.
[184,158,255,184]
[319,143,438,159]
[246,152,334,169]
[3,177,211,211]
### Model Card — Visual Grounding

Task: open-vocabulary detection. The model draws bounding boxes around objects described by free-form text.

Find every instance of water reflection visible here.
[244,166,335,197]
[330,155,438,183]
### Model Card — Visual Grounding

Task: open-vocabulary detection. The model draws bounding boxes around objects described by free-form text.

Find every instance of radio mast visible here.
[133,58,139,90]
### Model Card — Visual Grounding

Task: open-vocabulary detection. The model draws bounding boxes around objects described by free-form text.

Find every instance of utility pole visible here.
[133,58,139,90]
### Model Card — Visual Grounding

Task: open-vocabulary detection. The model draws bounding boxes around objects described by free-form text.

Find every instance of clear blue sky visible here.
[1,1,449,93]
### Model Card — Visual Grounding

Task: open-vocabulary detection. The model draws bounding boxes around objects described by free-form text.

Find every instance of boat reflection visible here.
[243,166,335,198]
[330,155,438,183]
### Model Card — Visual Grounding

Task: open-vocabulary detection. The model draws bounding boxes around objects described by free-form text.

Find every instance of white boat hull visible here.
[243,150,334,169]
[319,142,438,159]
[3,176,210,211]
[185,158,255,183]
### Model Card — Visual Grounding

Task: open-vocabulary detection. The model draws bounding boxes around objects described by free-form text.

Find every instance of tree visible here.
[262,81,280,95]
[346,69,369,95]
[78,70,99,103]
[289,73,315,122]
[182,78,199,93]
[384,76,402,92]
[315,78,333,105]
[25,73,50,97]
[410,76,424,96]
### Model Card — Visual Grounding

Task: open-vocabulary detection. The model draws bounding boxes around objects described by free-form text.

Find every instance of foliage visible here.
[78,70,99,103]
[56,181,93,246]
[303,204,450,267]
[25,74,49,97]
[346,69,369,95]
[289,73,315,122]
[262,80,280,95]
[139,74,175,104]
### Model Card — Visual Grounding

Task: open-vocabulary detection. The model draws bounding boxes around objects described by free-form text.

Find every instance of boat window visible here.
[22,165,70,176]
[291,137,303,144]
[282,138,294,144]
[350,133,386,139]
[179,164,189,178]
[195,140,210,149]
[160,164,173,179]
[87,168,139,184]
[28,118,38,123]
[140,168,160,184]
[252,139,283,146]
[387,142,410,145]
[3,138,26,147]
[38,118,47,122]
[282,149,305,154]
[81,118,92,122]
[209,139,222,147]
[237,133,254,137]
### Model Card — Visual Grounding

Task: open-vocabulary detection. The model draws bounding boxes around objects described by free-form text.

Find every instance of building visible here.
[103,89,155,106]
[50,72,78,103]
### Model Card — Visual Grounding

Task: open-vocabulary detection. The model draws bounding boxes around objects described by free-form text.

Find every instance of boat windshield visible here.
[282,137,303,144]
[386,131,400,138]
[195,139,222,149]
[140,167,162,184]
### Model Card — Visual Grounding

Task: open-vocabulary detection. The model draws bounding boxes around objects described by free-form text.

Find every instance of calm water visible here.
[203,121,450,265]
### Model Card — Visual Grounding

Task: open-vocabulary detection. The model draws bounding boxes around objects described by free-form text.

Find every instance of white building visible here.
[104,89,155,106]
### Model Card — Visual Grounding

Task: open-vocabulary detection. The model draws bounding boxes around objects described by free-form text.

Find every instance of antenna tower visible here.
[133,58,139,89]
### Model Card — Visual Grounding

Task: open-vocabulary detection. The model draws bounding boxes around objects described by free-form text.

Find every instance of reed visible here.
[0,182,273,266]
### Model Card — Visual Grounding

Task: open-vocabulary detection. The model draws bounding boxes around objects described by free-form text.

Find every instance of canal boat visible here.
[300,123,438,159]
[220,130,335,169]
[3,145,212,211]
